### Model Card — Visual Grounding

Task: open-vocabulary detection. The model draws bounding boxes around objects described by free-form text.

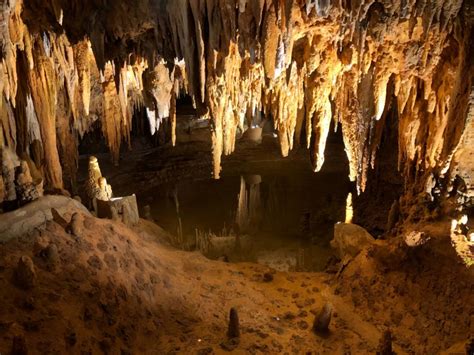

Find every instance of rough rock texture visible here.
[0,0,472,221]
[13,255,37,289]
[336,234,474,353]
[85,156,113,210]
[312,302,332,334]
[96,195,139,227]
[331,223,375,259]
[0,195,90,242]
[0,197,472,353]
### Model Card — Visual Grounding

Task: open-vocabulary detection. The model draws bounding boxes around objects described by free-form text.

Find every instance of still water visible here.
[138,161,350,271]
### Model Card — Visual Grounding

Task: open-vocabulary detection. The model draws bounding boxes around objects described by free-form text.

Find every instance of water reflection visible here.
[139,168,349,271]
[236,175,263,234]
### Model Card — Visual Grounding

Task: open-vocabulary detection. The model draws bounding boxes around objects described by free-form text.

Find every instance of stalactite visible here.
[101,63,124,166]
[27,41,63,189]
[0,0,471,215]
[170,88,177,147]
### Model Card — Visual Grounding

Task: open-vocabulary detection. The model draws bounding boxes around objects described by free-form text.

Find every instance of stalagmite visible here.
[313,302,332,334]
[15,160,41,205]
[85,156,113,212]
[14,256,37,290]
[67,212,84,238]
[345,193,353,224]
[376,330,395,355]
[227,308,240,339]
[1,147,20,202]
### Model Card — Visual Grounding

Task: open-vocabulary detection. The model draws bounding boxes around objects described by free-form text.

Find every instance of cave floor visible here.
[0,196,472,353]
[0,198,400,354]
[59,131,474,353]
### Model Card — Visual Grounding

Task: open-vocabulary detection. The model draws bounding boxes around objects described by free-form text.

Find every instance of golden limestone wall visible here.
[0,0,473,212]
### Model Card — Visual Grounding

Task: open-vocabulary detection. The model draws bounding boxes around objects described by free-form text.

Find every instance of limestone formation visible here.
[376,330,395,355]
[40,243,60,271]
[15,160,42,205]
[1,147,20,203]
[97,177,113,202]
[67,213,84,238]
[14,256,37,290]
[97,195,139,227]
[85,156,113,211]
[331,223,375,259]
[227,308,240,339]
[313,302,332,334]
[122,201,137,227]
[0,0,470,223]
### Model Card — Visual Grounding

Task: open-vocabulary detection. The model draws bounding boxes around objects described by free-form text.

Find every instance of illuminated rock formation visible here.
[0,0,472,221]
[15,159,42,205]
[85,156,113,211]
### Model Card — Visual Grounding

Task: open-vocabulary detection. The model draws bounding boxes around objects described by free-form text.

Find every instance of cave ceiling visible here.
[0,0,473,206]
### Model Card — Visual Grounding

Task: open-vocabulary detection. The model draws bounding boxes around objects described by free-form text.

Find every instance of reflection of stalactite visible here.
[173,185,183,243]
[265,179,287,230]
[236,176,249,233]
[236,175,262,233]
[248,183,261,225]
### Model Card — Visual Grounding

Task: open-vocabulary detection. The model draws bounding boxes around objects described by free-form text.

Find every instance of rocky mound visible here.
[336,226,474,353]
[0,200,168,353]
[1,197,472,354]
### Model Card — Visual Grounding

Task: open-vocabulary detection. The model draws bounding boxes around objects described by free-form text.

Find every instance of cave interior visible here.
[0,0,473,353]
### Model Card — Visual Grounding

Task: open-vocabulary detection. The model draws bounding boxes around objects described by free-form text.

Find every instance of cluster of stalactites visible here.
[0,0,185,193]
[1,0,472,199]
[159,0,470,191]
[154,0,469,191]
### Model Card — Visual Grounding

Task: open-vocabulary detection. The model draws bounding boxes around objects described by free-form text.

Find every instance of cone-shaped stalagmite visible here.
[227,307,240,339]
[67,212,84,238]
[14,256,37,290]
[85,156,113,212]
[313,302,332,334]
[376,330,394,355]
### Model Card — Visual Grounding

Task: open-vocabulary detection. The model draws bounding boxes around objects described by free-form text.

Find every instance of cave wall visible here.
[1,0,473,220]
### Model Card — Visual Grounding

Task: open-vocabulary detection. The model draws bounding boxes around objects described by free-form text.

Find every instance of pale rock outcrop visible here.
[0,195,90,242]
[331,223,375,259]
[85,156,113,211]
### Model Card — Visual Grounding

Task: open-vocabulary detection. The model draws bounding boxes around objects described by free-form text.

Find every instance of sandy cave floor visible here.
[0,196,473,354]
